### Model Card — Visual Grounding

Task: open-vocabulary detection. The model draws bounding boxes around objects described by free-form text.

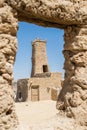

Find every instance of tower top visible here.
[32,38,46,46]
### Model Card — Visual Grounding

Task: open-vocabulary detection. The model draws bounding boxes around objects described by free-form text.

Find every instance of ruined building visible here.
[16,39,62,102]
[1,1,87,129]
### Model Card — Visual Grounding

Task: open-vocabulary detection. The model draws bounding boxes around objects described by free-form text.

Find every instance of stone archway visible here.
[0,0,87,129]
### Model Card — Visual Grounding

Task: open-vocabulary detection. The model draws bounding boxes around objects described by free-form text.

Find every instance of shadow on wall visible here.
[16,79,28,102]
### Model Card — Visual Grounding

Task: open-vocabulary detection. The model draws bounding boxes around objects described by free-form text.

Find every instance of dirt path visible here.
[15,100,58,125]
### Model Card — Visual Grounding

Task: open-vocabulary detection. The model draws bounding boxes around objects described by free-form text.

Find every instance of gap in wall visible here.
[13,22,64,82]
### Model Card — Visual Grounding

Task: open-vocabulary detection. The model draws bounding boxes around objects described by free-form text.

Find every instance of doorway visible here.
[31,85,39,101]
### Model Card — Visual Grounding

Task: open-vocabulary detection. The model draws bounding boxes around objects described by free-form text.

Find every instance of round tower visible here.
[31,38,50,77]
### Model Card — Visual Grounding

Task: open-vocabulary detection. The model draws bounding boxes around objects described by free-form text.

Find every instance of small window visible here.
[43,65,48,73]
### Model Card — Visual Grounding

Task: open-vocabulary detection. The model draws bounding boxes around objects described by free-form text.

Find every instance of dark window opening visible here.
[43,65,48,73]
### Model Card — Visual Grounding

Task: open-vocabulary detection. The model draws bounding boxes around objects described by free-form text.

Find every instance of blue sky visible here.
[13,22,64,81]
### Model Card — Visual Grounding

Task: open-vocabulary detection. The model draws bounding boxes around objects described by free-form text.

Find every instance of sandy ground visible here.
[15,100,87,130]
[15,100,58,125]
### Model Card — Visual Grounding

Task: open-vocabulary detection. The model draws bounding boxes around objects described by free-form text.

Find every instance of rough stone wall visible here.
[16,72,62,101]
[31,39,50,77]
[0,1,18,130]
[7,0,87,28]
[29,72,62,101]
[57,25,87,125]
[0,0,87,129]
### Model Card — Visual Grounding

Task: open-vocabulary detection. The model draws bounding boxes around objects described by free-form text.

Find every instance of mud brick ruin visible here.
[0,0,87,130]
[16,39,62,102]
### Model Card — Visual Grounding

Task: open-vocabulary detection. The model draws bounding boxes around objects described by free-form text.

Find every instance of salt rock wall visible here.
[0,1,18,130]
[0,0,87,130]
[7,0,87,28]
[57,25,87,126]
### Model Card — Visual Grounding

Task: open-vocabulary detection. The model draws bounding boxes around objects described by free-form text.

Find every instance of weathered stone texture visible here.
[0,2,18,130]
[56,26,87,126]
[0,0,87,130]
[7,0,87,28]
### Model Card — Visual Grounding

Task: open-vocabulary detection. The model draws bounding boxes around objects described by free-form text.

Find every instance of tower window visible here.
[43,65,48,72]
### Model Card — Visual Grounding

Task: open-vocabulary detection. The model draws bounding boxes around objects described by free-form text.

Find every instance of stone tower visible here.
[31,39,50,77]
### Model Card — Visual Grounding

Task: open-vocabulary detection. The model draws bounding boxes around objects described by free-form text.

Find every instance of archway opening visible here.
[14,21,64,125]
[14,22,64,81]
